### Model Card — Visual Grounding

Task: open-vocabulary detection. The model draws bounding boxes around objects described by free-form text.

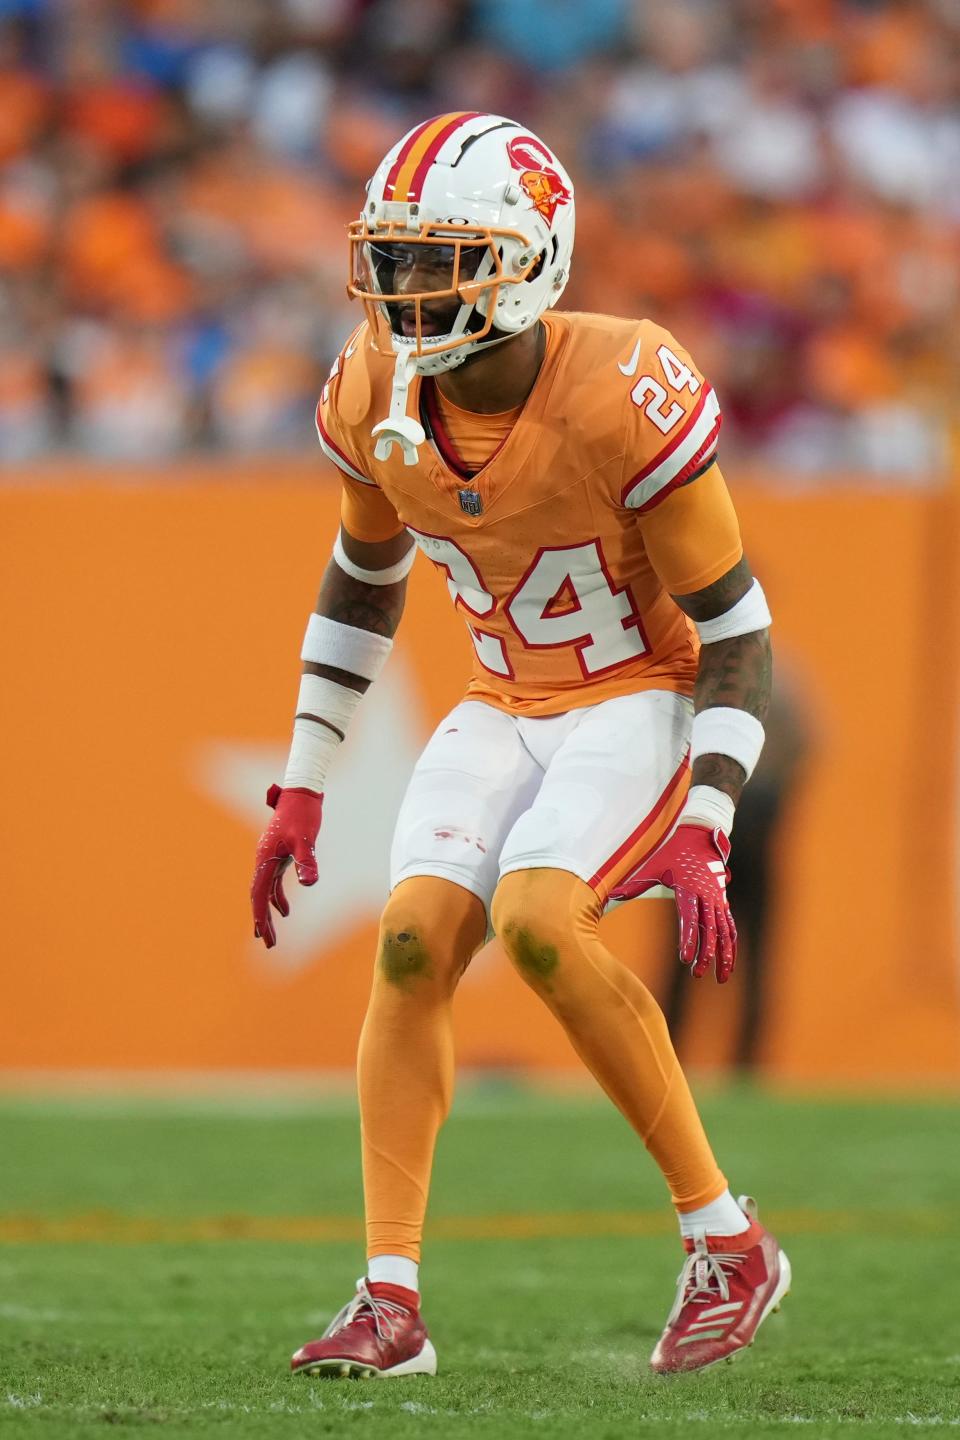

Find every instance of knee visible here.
[377,903,435,993]
[376,878,485,994]
[492,869,598,993]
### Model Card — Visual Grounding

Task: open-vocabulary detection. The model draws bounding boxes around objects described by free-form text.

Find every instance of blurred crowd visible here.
[0,0,957,476]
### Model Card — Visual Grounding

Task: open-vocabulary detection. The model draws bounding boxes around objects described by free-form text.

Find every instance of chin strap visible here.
[372,350,425,465]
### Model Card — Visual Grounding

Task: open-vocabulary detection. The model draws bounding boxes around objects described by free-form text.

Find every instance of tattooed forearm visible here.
[303,559,408,695]
[672,555,772,803]
[694,629,772,718]
[691,751,751,798]
[689,631,772,799]
[318,560,406,637]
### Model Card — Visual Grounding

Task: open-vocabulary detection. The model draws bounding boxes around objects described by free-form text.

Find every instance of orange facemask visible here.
[347,219,539,359]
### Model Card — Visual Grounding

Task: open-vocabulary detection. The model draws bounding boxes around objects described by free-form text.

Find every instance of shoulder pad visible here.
[330,323,373,428]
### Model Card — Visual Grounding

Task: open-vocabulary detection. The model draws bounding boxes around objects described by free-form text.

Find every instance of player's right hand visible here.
[251,784,323,948]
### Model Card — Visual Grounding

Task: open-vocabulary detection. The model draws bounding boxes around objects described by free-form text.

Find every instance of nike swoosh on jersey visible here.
[618,335,643,376]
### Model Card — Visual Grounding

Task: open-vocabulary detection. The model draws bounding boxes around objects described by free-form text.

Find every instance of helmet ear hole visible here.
[524,249,546,283]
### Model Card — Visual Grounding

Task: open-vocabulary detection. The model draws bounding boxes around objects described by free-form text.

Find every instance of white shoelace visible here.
[323,1279,411,1342]
[666,1239,748,1325]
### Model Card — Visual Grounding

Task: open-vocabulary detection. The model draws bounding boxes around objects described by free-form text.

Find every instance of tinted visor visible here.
[360,238,487,296]
[354,235,492,339]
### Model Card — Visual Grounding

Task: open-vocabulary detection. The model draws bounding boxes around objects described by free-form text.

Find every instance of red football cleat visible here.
[650,1196,791,1374]
[291,1279,437,1379]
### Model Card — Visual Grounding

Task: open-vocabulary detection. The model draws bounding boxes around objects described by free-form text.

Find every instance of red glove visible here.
[610,824,737,983]
[251,784,323,949]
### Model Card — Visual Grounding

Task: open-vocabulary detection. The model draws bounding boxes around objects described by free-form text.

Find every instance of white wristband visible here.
[301,613,393,682]
[333,531,416,586]
[695,580,772,644]
[283,719,340,792]
[679,784,736,836]
[690,707,765,782]
[282,675,363,791]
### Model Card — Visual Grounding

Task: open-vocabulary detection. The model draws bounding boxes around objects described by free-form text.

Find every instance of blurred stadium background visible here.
[1,1,959,1432]
[1,0,957,1084]
[1,0,959,467]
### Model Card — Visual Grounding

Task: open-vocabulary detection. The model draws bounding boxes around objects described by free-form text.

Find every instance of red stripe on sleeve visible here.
[622,385,710,496]
[628,427,722,516]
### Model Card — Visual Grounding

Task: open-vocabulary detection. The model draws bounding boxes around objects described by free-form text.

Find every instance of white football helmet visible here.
[347,112,575,462]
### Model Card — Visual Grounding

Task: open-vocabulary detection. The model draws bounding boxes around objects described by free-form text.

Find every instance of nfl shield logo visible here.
[458,489,483,516]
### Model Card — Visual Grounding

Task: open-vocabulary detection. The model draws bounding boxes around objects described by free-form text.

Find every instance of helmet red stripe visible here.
[384,111,485,202]
[402,111,484,201]
[383,116,440,199]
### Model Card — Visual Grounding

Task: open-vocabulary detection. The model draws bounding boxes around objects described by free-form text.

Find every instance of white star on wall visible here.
[195,659,425,973]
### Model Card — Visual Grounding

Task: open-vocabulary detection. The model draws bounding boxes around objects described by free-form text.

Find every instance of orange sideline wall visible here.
[1,464,958,1084]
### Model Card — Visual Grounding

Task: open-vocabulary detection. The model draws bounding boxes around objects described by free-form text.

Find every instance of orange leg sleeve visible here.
[357,876,487,1262]
[492,868,726,1212]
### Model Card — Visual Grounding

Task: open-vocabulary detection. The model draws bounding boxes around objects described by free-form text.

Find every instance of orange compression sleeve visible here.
[492,868,727,1212]
[359,876,488,1262]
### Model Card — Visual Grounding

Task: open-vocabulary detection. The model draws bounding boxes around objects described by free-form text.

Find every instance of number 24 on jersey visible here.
[409,532,649,680]
[631,344,700,436]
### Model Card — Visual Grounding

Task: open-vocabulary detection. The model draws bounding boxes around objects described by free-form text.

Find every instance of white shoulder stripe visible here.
[624,388,721,510]
[315,417,376,486]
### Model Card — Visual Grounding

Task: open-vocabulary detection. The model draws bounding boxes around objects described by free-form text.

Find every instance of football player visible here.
[251,112,790,1378]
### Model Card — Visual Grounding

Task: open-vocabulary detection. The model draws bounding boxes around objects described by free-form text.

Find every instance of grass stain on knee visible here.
[505,924,560,988]
[379,928,433,990]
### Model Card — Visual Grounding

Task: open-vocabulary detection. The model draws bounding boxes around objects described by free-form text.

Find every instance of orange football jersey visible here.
[317,311,742,717]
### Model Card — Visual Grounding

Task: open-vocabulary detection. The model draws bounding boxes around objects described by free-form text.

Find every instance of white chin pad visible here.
[373,349,425,463]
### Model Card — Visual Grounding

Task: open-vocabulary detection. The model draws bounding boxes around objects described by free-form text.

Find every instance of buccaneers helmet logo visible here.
[506,135,572,228]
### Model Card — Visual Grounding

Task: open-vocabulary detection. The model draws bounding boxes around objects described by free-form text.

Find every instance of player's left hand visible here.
[610,824,737,983]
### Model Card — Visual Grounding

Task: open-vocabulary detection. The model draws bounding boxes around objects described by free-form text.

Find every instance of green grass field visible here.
[1,1086,958,1438]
